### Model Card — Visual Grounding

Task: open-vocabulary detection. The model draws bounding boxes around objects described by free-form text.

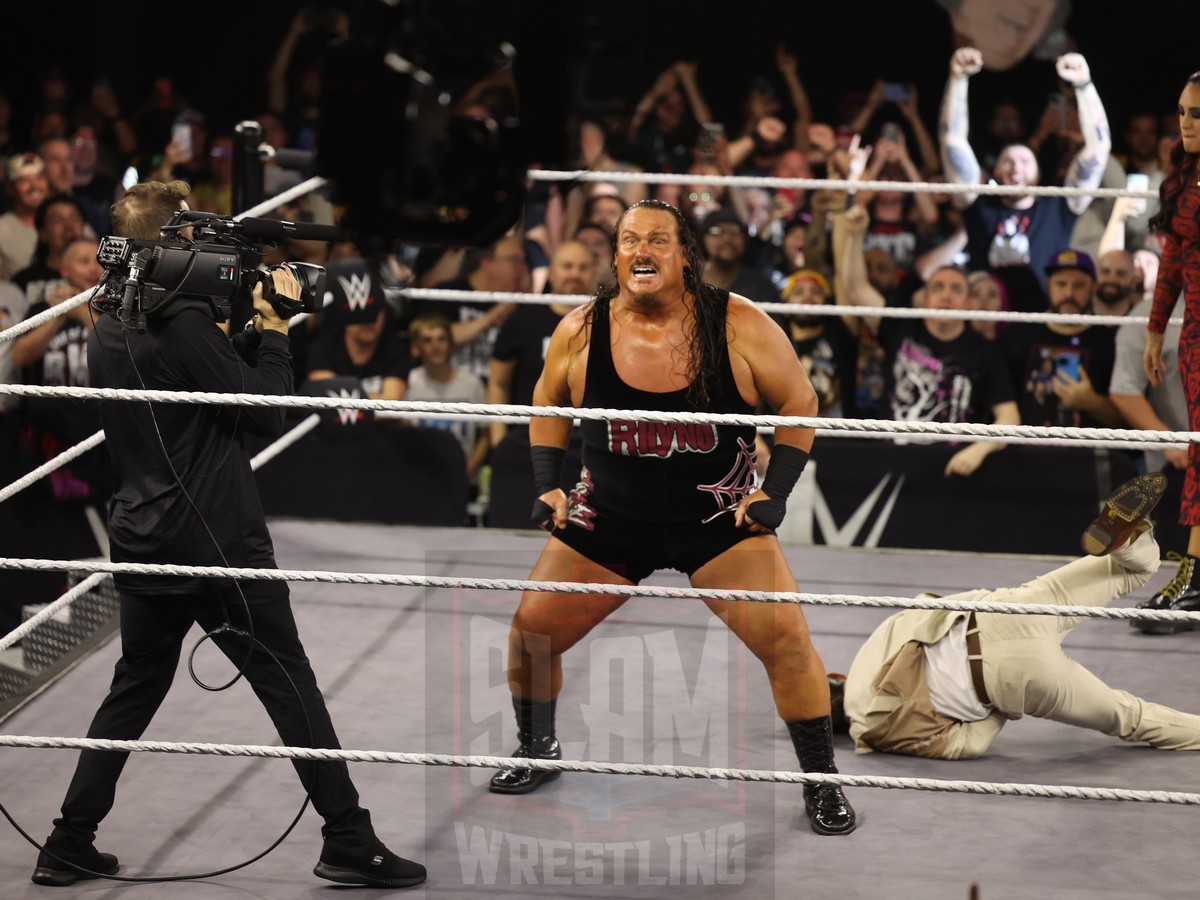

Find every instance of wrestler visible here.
[489,200,855,836]
[839,473,1200,759]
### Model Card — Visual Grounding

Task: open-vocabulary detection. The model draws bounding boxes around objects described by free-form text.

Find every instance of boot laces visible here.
[1158,552,1195,604]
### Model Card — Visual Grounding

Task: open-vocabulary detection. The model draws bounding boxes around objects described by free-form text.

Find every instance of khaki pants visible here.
[975,531,1200,754]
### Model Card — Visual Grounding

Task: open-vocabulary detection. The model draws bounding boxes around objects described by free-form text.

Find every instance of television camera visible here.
[94,211,338,330]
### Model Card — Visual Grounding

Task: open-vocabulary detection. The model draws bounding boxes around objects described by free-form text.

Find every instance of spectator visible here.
[427,235,524,381]
[306,260,407,401]
[627,61,712,173]
[67,127,117,229]
[997,249,1122,428]
[698,208,778,302]
[35,138,104,237]
[0,154,50,279]
[857,132,939,274]
[780,269,857,417]
[578,193,627,240]
[573,222,614,290]
[966,271,1009,342]
[939,48,1111,308]
[1093,250,1139,317]
[1121,112,1164,176]
[11,195,86,302]
[405,313,489,482]
[190,135,234,216]
[488,241,594,448]
[0,278,31,414]
[11,238,106,501]
[837,205,1019,477]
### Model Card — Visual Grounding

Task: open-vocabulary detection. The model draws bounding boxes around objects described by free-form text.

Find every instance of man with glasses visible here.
[699,208,779,302]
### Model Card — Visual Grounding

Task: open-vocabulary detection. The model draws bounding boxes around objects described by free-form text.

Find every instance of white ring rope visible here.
[0,429,106,504]
[528,168,1158,201]
[0,414,320,651]
[1,558,1196,626]
[0,734,1193,805]
[0,573,108,654]
[402,287,1150,328]
[0,384,1192,446]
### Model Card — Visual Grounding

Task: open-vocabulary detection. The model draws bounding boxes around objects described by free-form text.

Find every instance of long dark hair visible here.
[1149,70,1200,237]
[583,199,729,408]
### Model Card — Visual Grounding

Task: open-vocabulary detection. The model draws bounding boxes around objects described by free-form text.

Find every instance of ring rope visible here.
[0,385,1192,445]
[0,429,106,504]
[1,558,1195,626]
[527,168,1157,201]
[0,573,108,654]
[401,287,1150,328]
[0,734,1193,805]
[0,415,321,652]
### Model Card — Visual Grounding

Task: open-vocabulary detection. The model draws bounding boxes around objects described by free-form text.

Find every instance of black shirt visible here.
[491,303,563,408]
[998,323,1116,428]
[790,317,859,418]
[578,291,758,524]
[89,310,292,595]
[881,320,1015,423]
[306,326,408,395]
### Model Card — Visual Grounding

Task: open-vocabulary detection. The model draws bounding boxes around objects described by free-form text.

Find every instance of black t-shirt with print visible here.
[790,316,859,418]
[997,323,1116,428]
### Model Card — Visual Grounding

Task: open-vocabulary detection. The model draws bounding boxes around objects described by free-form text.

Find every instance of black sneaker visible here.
[313,837,427,888]
[1081,473,1166,556]
[1133,552,1200,635]
[31,837,119,887]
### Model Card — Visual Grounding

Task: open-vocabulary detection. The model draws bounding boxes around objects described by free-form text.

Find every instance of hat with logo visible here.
[6,152,45,183]
[324,259,383,325]
[1044,248,1096,281]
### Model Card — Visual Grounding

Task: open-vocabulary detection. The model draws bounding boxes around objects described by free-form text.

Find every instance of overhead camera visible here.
[94,211,336,330]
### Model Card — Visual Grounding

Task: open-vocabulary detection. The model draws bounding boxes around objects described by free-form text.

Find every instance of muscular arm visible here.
[833,206,886,335]
[529,308,587,451]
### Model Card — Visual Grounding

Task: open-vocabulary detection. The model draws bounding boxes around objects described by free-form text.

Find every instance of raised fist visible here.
[950,48,983,78]
[843,204,870,236]
[1056,53,1091,87]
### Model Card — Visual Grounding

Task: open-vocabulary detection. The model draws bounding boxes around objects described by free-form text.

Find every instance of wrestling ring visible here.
[0,172,1197,898]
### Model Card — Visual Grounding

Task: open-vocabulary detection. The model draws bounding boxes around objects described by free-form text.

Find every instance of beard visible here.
[1095,283,1132,306]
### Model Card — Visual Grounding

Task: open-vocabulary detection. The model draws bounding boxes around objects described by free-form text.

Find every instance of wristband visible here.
[531,445,565,497]
[746,445,811,530]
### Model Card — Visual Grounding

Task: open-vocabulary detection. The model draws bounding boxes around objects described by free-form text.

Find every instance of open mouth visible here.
[631,265,658,278]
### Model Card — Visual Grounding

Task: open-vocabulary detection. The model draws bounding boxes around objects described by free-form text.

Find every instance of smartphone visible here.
[880,122,902,143]
[697,122,724,158]
[121,165,139,191]
[883,82,910,104]
[1055,351,1081,383]
[171,123,193,162]
[1126,172,1150,194]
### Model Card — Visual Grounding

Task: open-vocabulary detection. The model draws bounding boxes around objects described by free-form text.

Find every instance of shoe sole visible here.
[1082,474,1167,556]
[313,862,426,888]
[809,818,857,836]
[31,864,119,886]
[488,769,560,794]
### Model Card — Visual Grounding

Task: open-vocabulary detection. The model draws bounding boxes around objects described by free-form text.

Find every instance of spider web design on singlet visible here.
[696,437,758,510]
[567,465,597,531]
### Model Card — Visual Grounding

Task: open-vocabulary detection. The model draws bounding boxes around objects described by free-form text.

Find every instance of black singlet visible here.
[572,291,758,525]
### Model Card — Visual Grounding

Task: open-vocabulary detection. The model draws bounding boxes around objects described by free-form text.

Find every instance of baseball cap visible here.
[1044,248,1096,280]
[700,208,745,235]
[324,259,383,325]
[7,152,46,183]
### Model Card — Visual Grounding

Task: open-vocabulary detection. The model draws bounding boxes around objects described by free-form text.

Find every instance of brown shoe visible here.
[1081,473,1167,556]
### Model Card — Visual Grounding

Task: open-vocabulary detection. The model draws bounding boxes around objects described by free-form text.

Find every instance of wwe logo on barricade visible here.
[337,272,373,311]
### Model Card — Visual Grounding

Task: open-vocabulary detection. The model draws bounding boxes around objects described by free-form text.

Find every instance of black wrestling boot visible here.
[31,834,119,887]
[1134,552,1200,635]
[489,696,561,794]
[786,717,857,836]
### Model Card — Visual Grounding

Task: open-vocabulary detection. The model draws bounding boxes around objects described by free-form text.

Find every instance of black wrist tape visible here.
[745,445,810,531]
[761,445,810,502]
[531,445,566,497]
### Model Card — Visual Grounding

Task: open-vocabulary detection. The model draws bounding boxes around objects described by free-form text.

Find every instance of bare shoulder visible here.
[725,291,784,345]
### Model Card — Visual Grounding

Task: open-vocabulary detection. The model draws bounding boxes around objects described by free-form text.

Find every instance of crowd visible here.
[0,13,1192,618]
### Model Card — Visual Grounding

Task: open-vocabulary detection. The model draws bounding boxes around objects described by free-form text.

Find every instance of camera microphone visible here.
[234,216,345,243]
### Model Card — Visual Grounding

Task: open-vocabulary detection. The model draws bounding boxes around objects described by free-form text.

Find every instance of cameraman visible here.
[31,181,426,890]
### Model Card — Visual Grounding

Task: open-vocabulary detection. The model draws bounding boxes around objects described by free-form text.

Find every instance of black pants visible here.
[53,579,373,845]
